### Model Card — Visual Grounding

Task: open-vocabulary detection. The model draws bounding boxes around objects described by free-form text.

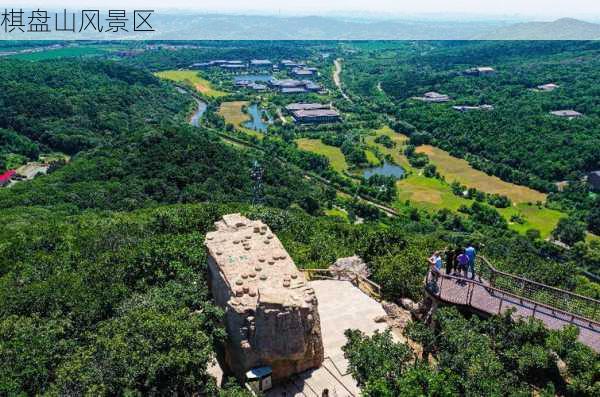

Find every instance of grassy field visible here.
[155,70,227,97]
[364,126,411,168]
[325,207,350,221]
[365,126,564,238]
[296,138,349,173]
[365,150,381,166]
[499,204,565,238]
[218,101,263,139]
[416,145,547,204]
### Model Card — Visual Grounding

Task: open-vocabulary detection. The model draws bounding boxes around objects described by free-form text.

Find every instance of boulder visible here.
[329,255,370,280]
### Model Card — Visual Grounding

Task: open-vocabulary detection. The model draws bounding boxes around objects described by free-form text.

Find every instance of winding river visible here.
[190,98,207,127]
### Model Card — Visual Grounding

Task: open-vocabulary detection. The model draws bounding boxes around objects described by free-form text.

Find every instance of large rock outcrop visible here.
[204,214,324,382]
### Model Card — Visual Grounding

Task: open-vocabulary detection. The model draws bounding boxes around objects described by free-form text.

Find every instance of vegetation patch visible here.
[155,70,227,97]
[296,138,349,173]
[218,101,264,138]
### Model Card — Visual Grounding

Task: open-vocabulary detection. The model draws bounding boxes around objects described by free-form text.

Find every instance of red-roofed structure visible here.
[0,170,15,187]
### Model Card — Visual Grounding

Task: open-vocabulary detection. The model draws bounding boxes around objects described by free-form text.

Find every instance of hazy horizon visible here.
[18,1,600,21]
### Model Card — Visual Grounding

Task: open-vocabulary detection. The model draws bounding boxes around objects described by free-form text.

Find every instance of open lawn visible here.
[218,101,264,139]
[416,145,546,204]
[325,207,350,221]
[296,138,349,173]
[155,70,227,97]
[365,126,564,238]
[365,150,381,166]
[499,204,565,238]
[365,126,411,168]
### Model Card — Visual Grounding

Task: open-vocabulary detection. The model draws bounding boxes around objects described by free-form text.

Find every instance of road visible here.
[333,59,352,102]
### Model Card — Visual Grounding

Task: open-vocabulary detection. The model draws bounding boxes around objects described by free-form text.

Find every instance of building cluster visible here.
[285,103,341,124]
[204,214,324,384]
[191,59,318,75]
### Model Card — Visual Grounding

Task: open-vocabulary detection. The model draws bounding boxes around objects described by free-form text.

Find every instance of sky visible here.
[26,0,600,20]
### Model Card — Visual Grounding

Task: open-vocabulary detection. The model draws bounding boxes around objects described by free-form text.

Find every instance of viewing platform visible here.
[426,256,600,352]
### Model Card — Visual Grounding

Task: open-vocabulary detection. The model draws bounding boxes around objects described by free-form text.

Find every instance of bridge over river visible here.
[427,256,600,352]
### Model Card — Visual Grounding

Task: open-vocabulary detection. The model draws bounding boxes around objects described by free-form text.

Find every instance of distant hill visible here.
[477,18,600,40]
[137,14,508,40]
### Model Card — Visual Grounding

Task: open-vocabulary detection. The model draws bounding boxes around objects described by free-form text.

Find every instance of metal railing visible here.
[301,268,382,301]
[477,255,600,323]
[426,256,600,329]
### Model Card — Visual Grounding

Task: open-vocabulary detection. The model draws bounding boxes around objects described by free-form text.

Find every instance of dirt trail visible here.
[333,58,352,102]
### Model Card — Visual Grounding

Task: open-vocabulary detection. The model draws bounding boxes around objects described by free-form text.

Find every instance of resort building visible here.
[414,92,451,103]
[292,108,341,124]
[588,171,600,191]
[280,60,305,69]
[291,67,318,77]
[537,83,560,92]
[550,110,583,119]
[250,59,272,69]
[285,103,332,112]
[269,78,322,94]
[452,105,494,112]
[0,170,15,187]
[464,66,496,76]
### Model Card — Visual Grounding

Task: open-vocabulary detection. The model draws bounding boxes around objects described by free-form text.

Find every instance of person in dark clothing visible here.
[445,247,455,275]
[453,247,463,276]
[457,250,469,278]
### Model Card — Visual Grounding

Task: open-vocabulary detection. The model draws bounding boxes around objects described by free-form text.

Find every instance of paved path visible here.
[267,280,388,397]
[431,274,600,352]
[333,59,352,102]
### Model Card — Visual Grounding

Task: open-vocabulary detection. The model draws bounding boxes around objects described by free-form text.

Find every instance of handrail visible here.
[476,255,600,322]
[301,268,382,300]
[478,255,600,305]
[427,268,600,329]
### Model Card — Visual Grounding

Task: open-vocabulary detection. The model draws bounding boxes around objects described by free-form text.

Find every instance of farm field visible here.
[218,101,263,138]
[296,138,349,173]
[415,145,547,204]
[155,70,227,97]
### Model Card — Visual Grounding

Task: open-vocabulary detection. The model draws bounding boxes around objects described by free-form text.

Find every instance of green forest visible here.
[0,41,598,395]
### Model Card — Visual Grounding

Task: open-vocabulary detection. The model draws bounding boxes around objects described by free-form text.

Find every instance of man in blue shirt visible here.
[465,243,476,280]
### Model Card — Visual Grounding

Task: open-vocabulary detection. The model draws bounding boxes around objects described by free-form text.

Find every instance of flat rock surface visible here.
[267,280,389,397]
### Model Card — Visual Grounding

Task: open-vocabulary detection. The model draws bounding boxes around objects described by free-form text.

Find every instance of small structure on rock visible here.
[328,255,370,281]
[204,214,324,383]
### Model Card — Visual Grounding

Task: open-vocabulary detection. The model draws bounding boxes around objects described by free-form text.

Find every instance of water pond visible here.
[362,162,405,179]
[243,103,272,133]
